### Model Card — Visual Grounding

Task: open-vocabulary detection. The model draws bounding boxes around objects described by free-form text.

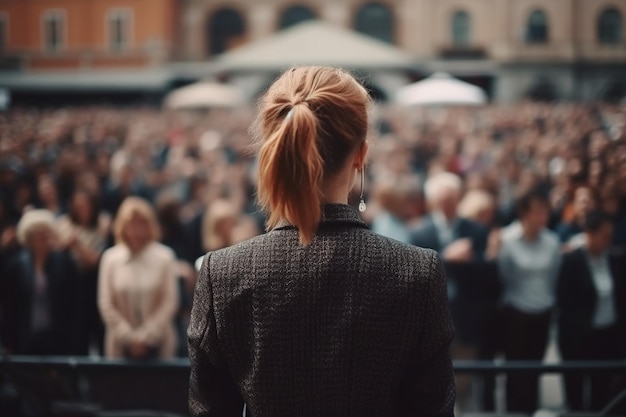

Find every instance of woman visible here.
[498,189,562,413]
[188,67,456,417]
[556,185,597,246]
[58,188,110,354]
[98,197,179,359]
[370,176,421,244]
[0,209,80,355]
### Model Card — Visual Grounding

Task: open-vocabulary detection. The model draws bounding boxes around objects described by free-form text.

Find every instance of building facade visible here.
[0,0,624,103]
[179,0,626,102]
[0,0,178,70]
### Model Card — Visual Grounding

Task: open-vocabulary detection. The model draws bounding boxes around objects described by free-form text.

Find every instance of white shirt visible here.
[498,222,562,313]
[585,252,616,328]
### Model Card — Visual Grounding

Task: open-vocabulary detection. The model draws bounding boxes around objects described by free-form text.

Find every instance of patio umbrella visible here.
[395,72,487,106]
[164,82,244,109]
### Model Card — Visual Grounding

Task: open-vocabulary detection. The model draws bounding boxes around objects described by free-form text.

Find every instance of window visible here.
[452,10,471,47]
[280,5,316,29]
[0,14,7,52]
[42,10,65,53]
[598,8,623,45]
[525,10,548,44]
[354,3,394,44]
[207,8,246,56]
[107,8,132,52]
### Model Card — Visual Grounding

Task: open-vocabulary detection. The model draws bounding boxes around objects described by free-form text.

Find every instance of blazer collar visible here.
[273,204,368,231]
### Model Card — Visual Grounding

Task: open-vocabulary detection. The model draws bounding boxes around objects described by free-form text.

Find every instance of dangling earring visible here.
[358,168,366,213]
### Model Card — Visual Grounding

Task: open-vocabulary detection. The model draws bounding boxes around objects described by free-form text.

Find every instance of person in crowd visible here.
[557,211,626,411]
[498,189,562,413]
[98,197,179,359]
[156,192,195,265]
[155,193,197,357]
[456,188,502,410]
[36,174,63,216]
[0,209,81,355]
[194,198,261,270]
[188,66,456,417]
[411,172,494,411]
[201,198,239,253]
[57,188,110,354]
[556,185,597,246]
[370,175,421,243]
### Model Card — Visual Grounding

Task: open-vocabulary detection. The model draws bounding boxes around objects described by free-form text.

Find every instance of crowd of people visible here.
[0,101,625,413]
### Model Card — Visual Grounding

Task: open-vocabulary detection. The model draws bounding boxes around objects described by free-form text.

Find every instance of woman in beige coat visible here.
[98,197,179,359]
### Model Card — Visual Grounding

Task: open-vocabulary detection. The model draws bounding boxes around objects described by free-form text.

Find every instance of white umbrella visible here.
[164,82,244,109]
[395,72,487,106]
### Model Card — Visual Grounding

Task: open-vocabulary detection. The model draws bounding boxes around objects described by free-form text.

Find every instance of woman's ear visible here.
[354,141,369,170]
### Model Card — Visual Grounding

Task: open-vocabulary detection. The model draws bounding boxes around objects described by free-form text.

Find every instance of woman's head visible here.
[516,188,550,238]
[202,199,238,252]
[113,197,160,252]
[572,185,597,222]
[69,188,100,228]
[17,209,56,253]
[457,189,496,227]
[254,66,371,245]
[37,174,58,206]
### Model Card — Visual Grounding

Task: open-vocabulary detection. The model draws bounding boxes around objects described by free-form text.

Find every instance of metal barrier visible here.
[2,356,626,416]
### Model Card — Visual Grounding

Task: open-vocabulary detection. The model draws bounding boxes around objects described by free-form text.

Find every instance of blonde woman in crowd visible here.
[194,198,260,270]
[202,199,239,253]
[1,209,80,355]
[458,189,501,260]
[98,197,178,359]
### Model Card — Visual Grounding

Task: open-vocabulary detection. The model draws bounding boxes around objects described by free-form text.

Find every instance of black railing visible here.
[2,356,626,416]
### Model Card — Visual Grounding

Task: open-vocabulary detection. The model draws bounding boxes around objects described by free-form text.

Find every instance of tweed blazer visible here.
[188,204,456,417]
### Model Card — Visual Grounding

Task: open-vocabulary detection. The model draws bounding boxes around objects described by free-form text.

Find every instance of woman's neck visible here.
[127,241,150,255]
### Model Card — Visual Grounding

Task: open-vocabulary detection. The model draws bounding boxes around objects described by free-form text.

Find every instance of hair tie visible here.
[285,107,295,121]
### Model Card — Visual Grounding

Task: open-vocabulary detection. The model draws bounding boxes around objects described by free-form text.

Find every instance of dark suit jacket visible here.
[411,215,499,345]
[188,204,455,417]
[557,247,626,359]
[0,249,81,355]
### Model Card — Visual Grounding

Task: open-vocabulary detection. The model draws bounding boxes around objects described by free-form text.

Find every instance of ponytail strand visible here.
[258,102,324,245]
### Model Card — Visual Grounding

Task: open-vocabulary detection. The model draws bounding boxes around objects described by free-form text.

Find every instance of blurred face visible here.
[435,188,460,220]
[38,178,57,204]
[27,225,55,254]
[72,193,93,226]
[475,205,495,227]
[521,199,550,237]
[123,214,152,252]
[573,187,595,219]
[216,216,237,239]
[586,223,614,255]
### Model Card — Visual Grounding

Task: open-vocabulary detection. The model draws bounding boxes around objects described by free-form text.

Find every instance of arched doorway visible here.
[354,3,394,44]
[207,8,246,56]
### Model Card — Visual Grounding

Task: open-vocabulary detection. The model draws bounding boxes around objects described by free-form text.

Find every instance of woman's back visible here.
[188,65,455,417]
[188,204,455,417]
